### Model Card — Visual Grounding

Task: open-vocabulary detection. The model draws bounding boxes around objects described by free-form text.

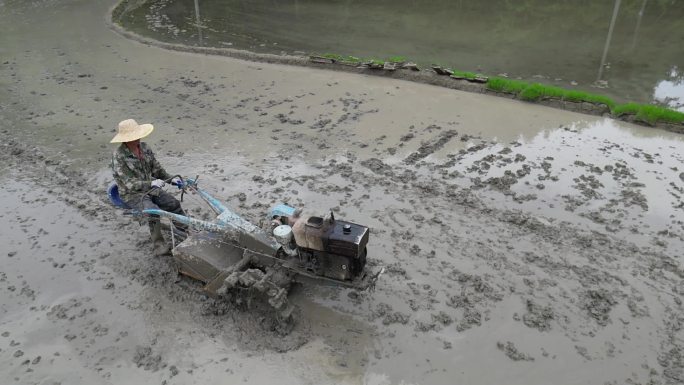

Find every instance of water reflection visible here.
[654,66,684,111]
[193,0,203,44]
[120,0,684,106]
[629,0,648,50]
[597,0,621,85]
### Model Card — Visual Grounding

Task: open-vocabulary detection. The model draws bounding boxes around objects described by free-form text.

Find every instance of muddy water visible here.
[1,0,684,384]
[117,0,684,109]
[443,119,684,254]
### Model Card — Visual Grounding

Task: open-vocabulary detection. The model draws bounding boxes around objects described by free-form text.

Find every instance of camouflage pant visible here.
[126,190,188,232]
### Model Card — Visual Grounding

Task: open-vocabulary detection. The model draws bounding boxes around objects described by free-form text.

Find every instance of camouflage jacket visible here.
[111,142,171,199]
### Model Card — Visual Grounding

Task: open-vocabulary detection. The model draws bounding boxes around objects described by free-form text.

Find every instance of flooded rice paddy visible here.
[116,0,684,109]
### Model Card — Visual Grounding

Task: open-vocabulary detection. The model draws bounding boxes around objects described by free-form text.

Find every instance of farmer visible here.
[110,118,187,256]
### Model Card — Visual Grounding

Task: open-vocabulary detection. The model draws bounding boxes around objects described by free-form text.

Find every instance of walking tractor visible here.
[107,177,383,324]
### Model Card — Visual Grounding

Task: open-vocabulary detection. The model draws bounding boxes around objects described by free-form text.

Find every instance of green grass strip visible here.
[613,103,684,125]
[487,77,529,93]
[518,83,545,101]
[388,56,407,63]
[577,93,616,108]
[487,78,617,108]
[451,70,479,80]
[315,53,684,126]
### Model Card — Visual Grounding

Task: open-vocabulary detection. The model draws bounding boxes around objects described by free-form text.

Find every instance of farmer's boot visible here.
[150,221,171,256]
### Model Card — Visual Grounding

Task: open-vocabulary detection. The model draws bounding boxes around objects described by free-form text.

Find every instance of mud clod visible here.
[361,158,393,176]
[522,299,554,332]
[497,341,534,361]
[580,289,617,326]
[404,129,458,164]
[431,311,453,326]
[133,346,163,372]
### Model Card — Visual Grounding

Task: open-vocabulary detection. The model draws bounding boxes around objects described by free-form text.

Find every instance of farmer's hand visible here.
[171,176,183,187]
[151,179,165,189]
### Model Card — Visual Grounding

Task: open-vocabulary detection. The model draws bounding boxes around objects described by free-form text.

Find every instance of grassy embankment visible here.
[487,77,684,125]
[316,53,684,126]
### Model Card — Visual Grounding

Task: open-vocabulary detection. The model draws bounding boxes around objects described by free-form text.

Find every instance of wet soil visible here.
[1,1,683,385]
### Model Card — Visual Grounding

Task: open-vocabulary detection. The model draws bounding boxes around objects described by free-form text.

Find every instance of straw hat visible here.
[110,119,154,143]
